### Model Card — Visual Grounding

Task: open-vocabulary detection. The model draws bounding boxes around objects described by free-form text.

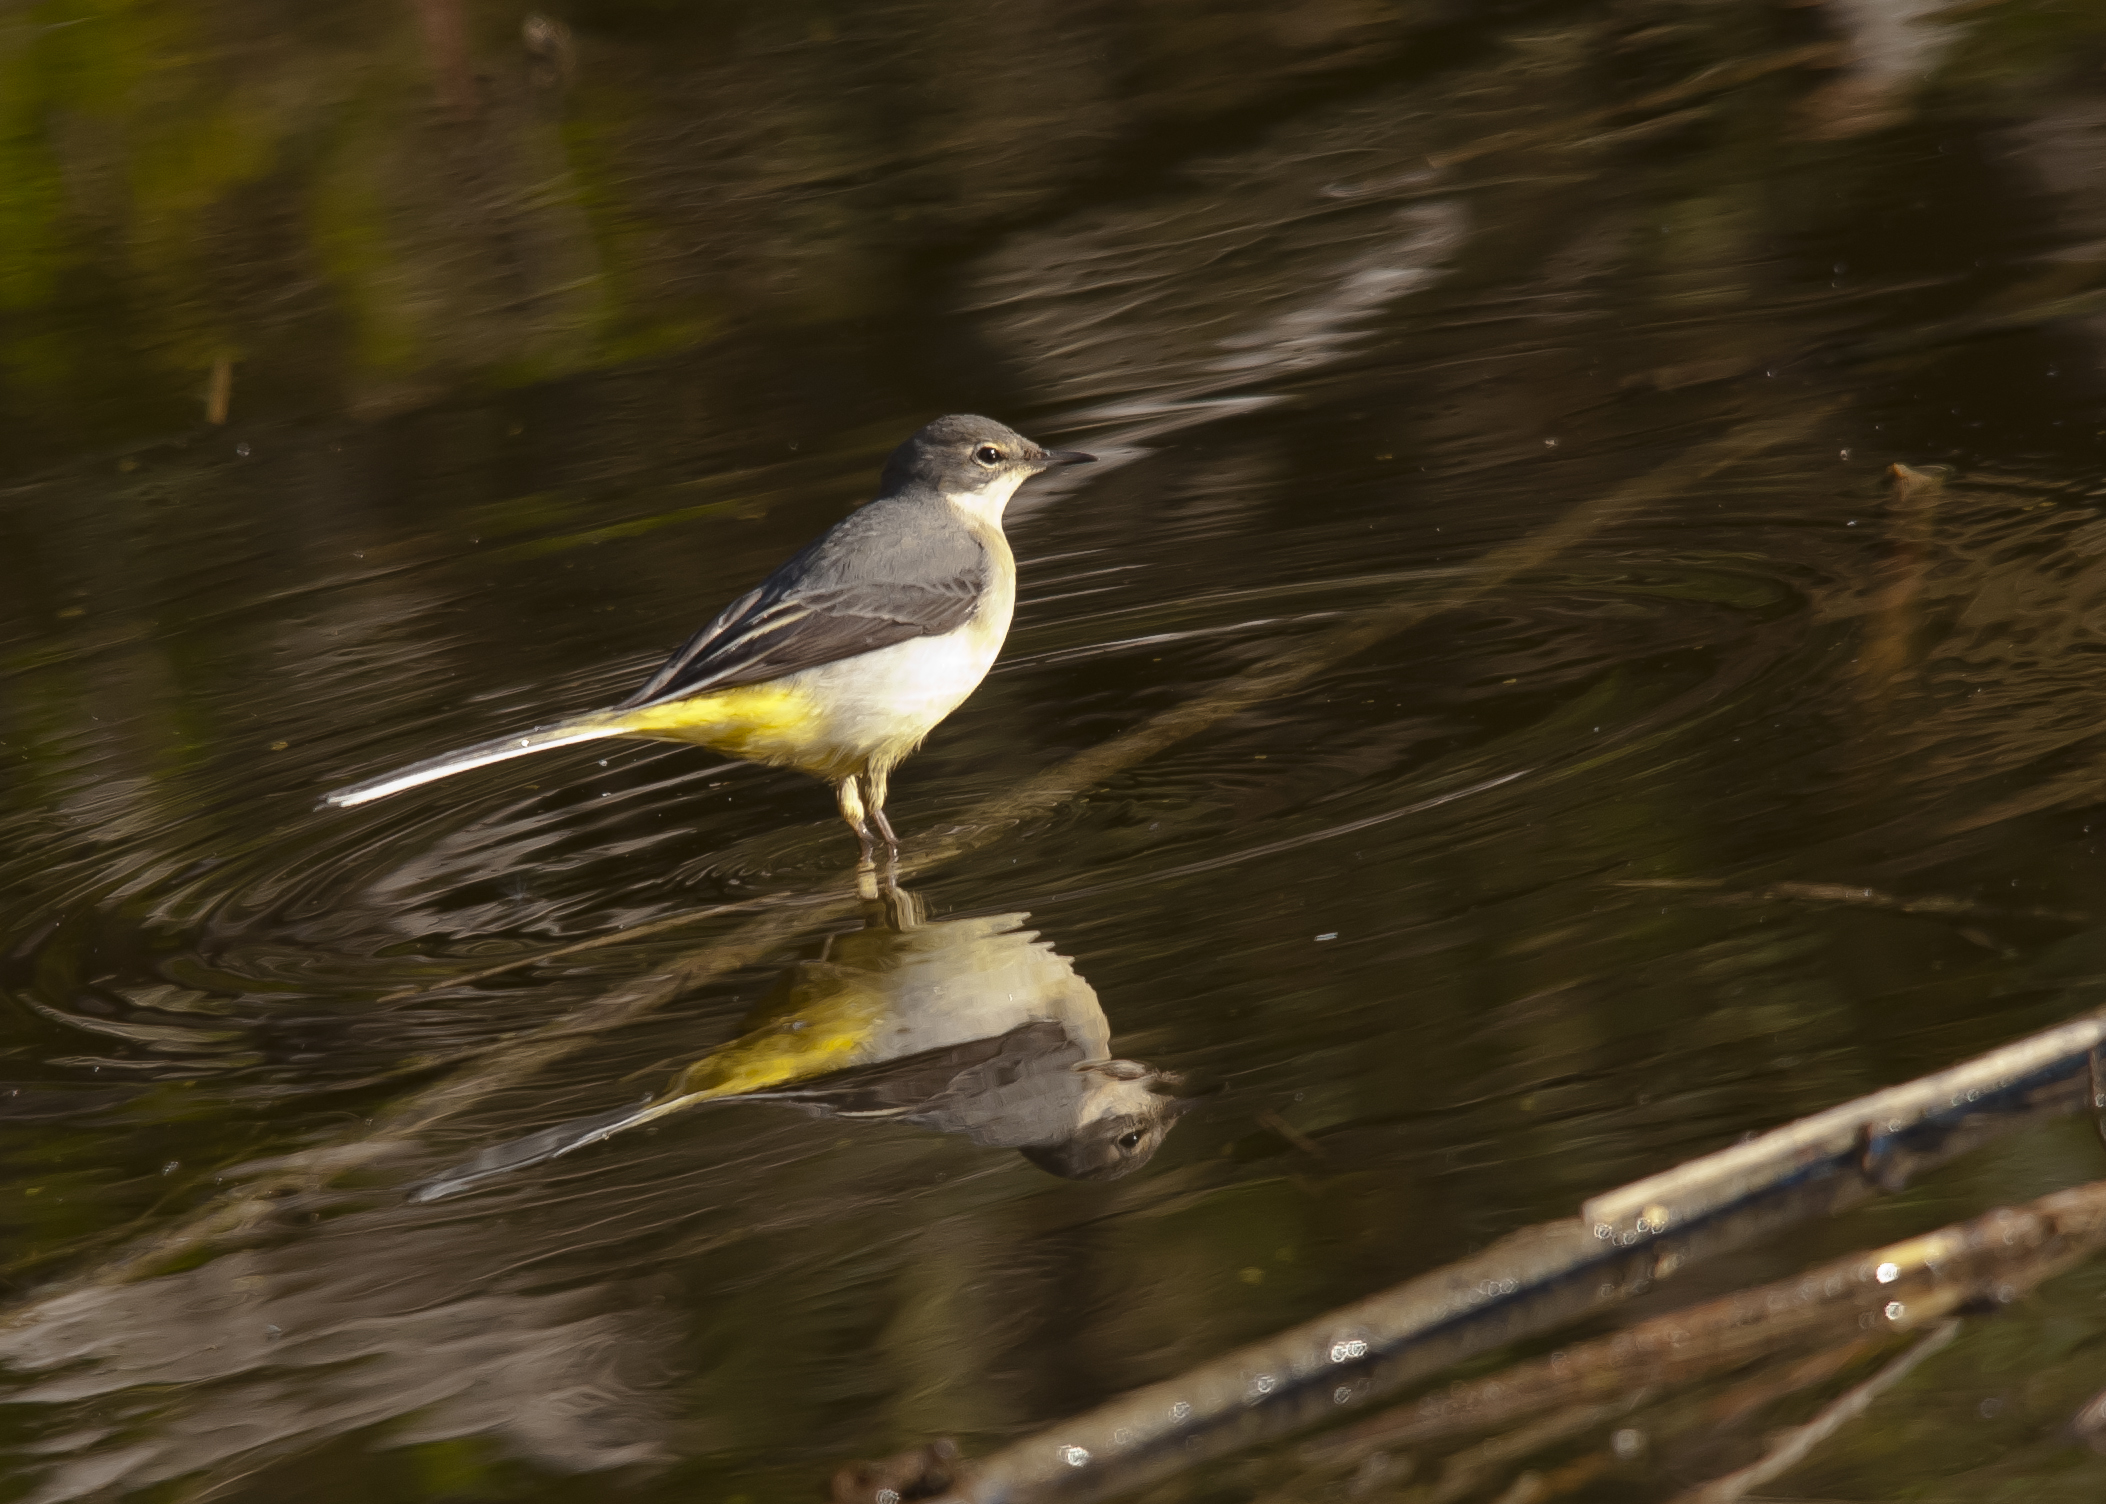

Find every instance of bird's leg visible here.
[834,777,877,871]
[860,767,900,865]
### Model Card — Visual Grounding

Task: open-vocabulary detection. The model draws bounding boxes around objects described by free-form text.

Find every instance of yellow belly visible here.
[601,682,854,776]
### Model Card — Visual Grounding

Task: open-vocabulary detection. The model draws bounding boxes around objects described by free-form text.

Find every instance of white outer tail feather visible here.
[320,719,624,809]
[409,1088,730,1201]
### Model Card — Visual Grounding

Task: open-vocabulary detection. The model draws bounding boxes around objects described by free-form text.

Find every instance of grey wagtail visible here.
[322,415,1093,864]
[410,886,1202,1201]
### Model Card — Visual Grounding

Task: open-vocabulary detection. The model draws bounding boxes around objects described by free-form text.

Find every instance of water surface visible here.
[5,1,2106,1499]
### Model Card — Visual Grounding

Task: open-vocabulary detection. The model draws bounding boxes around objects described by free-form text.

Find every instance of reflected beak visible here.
[1148,1068,1220,1115]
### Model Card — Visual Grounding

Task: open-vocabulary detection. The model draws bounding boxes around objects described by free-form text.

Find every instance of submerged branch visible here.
[926,1005,2104,1503]
[1304,1175,2065,1483]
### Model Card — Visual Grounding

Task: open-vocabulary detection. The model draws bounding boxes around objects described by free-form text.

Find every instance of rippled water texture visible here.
[5,1,2106,1500]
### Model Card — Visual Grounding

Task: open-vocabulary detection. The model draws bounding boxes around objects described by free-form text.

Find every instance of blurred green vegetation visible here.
[0,0,1513,470]
[3,0,2101,471]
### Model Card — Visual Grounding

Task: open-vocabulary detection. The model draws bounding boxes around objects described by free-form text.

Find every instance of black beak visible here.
[1036,448,1096,467]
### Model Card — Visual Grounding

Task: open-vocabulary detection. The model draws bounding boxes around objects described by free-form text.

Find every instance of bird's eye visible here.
[1118,1130,1144,1150]
[972,444,1003,468]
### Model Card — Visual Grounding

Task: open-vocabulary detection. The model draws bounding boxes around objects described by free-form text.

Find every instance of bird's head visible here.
[1016,1059,1213,1182]
[879,414,1094,521]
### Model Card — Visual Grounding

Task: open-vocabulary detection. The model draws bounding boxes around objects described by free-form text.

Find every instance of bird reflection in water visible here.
[413,888,1204,1201]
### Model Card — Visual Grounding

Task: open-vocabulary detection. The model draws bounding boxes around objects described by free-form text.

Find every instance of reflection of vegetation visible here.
[6,0,2101,461]
[0,0,1492,463]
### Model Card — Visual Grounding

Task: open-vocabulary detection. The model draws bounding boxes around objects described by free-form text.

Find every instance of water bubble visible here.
[1612,1428,1647,1460]
[1884,1301,1906,1322]
[1060,1446,1090,1467]
[235,441,251,457]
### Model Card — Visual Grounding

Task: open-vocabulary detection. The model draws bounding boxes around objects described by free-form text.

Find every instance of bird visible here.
[408,886,1204,1201]
[322,414,1094,866]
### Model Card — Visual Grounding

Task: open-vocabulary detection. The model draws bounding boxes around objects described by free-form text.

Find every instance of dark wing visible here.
[618,502,988,709]
[618,579,982,708]
[754,1021,1076,1121]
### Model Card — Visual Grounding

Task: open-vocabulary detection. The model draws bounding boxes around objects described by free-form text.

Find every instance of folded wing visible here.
[619,574,983,709]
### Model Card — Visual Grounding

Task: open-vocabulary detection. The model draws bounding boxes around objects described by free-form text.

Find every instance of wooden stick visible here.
[926,1061,2102,1503]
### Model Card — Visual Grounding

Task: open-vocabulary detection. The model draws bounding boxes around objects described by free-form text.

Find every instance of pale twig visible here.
[1664,1321,1959,1504]
[1436,1340,1883,1504]
[1701,1338,1883,1431]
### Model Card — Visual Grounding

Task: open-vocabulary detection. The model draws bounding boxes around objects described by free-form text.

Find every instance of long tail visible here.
[408,1088,724,1203]
[321,717,628,809]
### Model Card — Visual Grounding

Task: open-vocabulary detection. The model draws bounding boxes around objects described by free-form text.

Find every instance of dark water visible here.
[6,1,2106,1499]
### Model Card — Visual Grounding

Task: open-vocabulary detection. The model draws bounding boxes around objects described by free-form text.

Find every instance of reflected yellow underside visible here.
[668,983,885,1099]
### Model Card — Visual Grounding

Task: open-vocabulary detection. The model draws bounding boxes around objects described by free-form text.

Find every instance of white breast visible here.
[783,536,1016,771]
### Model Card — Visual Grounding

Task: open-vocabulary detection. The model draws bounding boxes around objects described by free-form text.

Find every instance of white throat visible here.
[944,471,1031,528]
